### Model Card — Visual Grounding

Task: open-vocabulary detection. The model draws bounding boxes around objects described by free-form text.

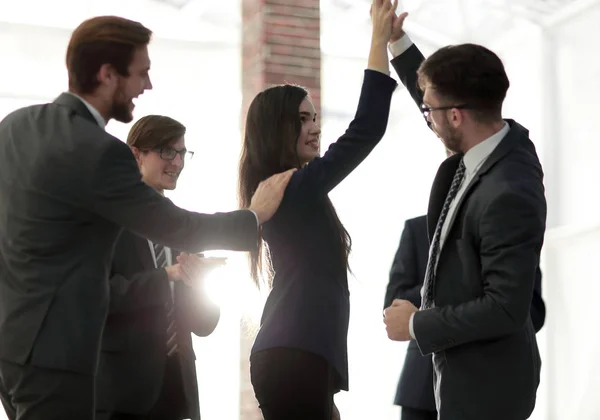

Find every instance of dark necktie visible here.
[422,159,466,309]
[153,242,178,356]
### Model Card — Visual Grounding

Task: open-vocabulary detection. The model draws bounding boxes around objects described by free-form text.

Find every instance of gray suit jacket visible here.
[392,45,545,420]
[0,93,257,375]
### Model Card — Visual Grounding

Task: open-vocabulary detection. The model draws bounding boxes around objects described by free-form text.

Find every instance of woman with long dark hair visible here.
[238,1,404,418]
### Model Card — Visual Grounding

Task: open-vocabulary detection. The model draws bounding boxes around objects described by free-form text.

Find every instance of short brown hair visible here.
[417,43,509,122]
[127,115,186,151]
[66,16,152,94]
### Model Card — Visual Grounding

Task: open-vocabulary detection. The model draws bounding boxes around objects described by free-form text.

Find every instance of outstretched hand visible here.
[176,252,227,287]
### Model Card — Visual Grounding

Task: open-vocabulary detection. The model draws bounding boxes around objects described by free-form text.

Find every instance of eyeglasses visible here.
[152,147,194,161]
[421,103,470,119]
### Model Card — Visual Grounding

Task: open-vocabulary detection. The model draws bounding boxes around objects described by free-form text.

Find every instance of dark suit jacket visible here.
[384,215,434,411]
[95,231,218,419]
[252,70,398,391]
[384,215,546,412]
[0,93,257,376]
[392,46,546,420]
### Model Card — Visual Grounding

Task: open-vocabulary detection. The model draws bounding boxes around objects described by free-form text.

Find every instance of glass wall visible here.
[1,0,599,418]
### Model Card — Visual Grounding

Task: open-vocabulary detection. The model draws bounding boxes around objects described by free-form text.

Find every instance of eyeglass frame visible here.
[421,103,470,119]
[150,147,194,161]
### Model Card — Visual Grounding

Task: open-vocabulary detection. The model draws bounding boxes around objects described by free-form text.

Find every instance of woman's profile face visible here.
[296,97,321,165]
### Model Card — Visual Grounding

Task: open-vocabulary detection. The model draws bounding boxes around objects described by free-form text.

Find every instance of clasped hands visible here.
[383,299,418,342]
[165,252,226,286]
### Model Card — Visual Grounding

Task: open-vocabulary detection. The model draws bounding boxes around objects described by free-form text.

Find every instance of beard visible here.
[110,80,134,124]
[436,116,462,154]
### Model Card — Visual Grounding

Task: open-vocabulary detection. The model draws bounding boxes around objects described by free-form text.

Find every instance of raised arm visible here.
[285,1,402,198]
[387,14,429,120]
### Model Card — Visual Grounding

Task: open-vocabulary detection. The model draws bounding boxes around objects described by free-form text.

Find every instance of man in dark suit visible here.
[0,16,292,420]
[384,214,546,420]
[94,115,223,420]
[383,14,546,420]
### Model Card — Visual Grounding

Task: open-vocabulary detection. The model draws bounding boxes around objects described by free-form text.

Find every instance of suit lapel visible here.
[427,154,463,241]
[53,93,99,126]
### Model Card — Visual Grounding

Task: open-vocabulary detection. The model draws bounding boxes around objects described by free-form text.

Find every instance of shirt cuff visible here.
[388,34,414,58]
[409,312,416,340]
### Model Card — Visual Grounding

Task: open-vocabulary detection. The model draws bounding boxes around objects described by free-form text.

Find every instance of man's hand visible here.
[176,253,227,287]
[165,264,184,282]
[384,299,418,341]
[390,11,408,43]
[248,168,296,224]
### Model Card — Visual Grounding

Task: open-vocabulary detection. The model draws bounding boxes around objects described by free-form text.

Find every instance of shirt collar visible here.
[65,92,107,130]
[463,121,509,175]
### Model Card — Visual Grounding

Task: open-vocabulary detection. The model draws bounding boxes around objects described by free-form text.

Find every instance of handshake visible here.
[165,252,226,286]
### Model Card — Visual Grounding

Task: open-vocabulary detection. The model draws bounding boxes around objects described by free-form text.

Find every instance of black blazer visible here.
[392,46,546,420]
[95,230,218,419]
[384,215,546,411]
[384,216,434,411]
[0,93,257,375]
[251,70,398,391]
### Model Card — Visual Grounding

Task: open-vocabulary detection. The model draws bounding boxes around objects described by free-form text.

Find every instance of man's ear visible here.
[97,63,118,89]
[449,108,464,129]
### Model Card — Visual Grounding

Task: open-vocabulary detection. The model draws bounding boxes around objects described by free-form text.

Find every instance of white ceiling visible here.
[150,0,596,49]
[0,0,596,49]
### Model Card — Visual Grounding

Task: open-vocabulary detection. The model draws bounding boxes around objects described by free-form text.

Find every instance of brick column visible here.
[240,1,321,419]
[241,0,321,124]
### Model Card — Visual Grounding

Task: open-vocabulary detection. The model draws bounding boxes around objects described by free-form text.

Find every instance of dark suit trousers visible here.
[96,356,188,420]
[401,407,437,420]
[250,347,337,420]
[0,359,94,420]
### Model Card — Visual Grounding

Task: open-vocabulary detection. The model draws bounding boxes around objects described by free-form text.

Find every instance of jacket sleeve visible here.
[384,220,423,309]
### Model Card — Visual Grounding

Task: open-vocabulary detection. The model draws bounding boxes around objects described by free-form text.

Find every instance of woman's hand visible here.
[368,0,400,73]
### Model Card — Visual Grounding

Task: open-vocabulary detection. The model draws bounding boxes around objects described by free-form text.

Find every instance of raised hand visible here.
[368,0,399,73]
[390,11,409,43]
[370,0,398,45]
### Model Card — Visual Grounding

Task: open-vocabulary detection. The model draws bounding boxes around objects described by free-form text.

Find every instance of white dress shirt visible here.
[148,240,175,301]
[64,92,107,129]
[390,35,511,340]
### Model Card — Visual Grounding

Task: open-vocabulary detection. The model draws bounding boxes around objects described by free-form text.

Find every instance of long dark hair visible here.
[238,84,351,289]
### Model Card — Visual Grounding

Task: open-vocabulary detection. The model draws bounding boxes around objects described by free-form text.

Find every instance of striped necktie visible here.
[153,242,178,357]
[422,159,466,309]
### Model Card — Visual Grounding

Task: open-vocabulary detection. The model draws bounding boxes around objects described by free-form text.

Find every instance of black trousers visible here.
[0,359,94,420]
[401,406,438,420]
[250,347,338,420]
[96,355,189,420]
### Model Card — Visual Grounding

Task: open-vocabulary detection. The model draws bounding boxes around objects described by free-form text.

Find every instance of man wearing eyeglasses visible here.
[383,12,546,420]
[95,115,222,420]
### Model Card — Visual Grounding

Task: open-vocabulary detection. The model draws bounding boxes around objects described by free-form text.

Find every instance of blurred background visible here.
[0,0,598,418]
